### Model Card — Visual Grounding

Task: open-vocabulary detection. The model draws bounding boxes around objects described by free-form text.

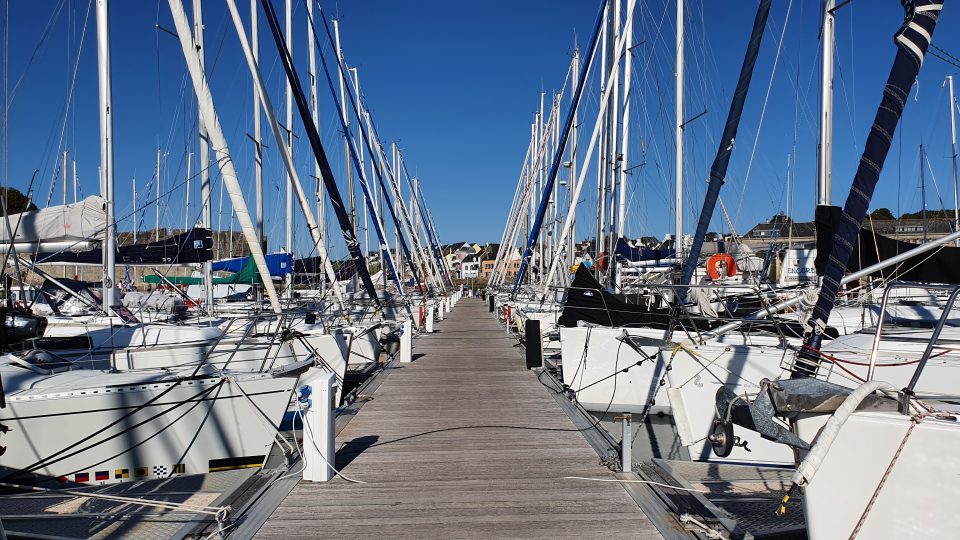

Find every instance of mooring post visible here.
[400,319,413,363]
[304,372,336,482]
[617,413,633,473]
[426,304,435,333]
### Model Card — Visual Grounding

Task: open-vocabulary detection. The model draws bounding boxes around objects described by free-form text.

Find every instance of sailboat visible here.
[704,2,960,537]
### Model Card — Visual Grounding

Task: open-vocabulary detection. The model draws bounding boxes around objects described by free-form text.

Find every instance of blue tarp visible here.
[212,252,292,277]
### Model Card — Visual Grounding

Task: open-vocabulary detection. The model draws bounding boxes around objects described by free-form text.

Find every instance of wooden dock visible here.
[256,297,662,538]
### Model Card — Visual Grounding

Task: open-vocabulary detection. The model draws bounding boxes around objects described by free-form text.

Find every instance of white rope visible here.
[299,403,366,484]
[228,376,296,456]
[0,481,229,517]
[561,476,709,493]
[679,513,730,540]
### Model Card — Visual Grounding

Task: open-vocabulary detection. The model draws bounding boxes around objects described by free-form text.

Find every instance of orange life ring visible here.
[706,253,737,280]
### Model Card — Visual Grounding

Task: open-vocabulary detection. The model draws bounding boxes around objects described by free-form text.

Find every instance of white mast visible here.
[193,0,214,313]
[307,0,324,261]
[607,0,621,285]
[132,177,137,239]
[333,19,356,292]
[284,0,294,299]
[570,48,579,272]
[170,0,282,313]
[616,2,634,288]
[350,66,368,260]
[818,0,835,207]
[392,143,401,286]
[225,0,346,310]
[948,75,959,246]
[252,0,264,246]
[675,0,684,257]
[95,0,116,311]
[62,151,68,205]
[542,0,637,295]
[184,152,192,230]
[597,6,608,267]
[155,148,161,241]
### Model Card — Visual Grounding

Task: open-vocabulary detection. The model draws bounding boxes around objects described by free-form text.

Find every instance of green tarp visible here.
[144,256,263,286]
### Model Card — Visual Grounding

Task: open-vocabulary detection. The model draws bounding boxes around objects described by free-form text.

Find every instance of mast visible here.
[921,144,928,243]
[332,19,356,292]
[155,148,161,241]
[674,0,684,260]
[351,66,367,260]
[227,0,346,311]
[512,0,609,295]
[252,0,264,247]
[132,177,137,239]
[616,2,634,289]
[798,0,943,376]
[95,0,116,311]
[170,0,283,313]
[307,0,324,258]
[62,151,68,205]
[679,0,771,295]
[392,143,402,287]
[284,0,294,299]
[948,75,959,245]
[72,159,77,203]
[193,0,214,313]
[540,3,631,295]
[597,7,608,276]
[258,0,382,308]
[818,0,835,207]
[184,152,191,230]
[570,48,579,273]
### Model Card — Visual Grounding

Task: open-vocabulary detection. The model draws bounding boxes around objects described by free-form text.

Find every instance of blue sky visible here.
[3,1,960,258]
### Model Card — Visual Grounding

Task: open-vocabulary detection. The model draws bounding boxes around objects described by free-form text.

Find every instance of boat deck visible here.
[256,297,662,538]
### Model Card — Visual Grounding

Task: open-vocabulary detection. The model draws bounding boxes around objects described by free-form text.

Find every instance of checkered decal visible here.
[153,465,167,477]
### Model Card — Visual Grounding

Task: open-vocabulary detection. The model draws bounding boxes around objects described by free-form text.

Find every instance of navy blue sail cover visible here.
[807,0,944,334]
[33,228,212,266]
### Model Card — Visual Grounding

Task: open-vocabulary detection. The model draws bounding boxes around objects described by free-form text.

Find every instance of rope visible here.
[801,344,954,378]
[0,481,229,518]
[848,415,922,539]
[228,376,295,456]
[560,476,709,493]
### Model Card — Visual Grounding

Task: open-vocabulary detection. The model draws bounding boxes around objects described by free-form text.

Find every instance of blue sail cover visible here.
[807,0,943,337]
[614,238,675,264]
[213,252,292,278]
[33,228,212,266]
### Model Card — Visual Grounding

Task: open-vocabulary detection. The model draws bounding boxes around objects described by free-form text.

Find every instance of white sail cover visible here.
[1,196,106,244]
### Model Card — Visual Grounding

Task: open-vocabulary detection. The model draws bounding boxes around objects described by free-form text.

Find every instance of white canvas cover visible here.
[1,196,107,244]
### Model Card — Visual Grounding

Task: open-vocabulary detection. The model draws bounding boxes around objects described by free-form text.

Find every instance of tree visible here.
[0,187,37,215]
[769,212,792,225]
[869,207,895,220]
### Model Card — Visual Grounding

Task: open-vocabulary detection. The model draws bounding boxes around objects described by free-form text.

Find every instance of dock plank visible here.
[256,298,661,539]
